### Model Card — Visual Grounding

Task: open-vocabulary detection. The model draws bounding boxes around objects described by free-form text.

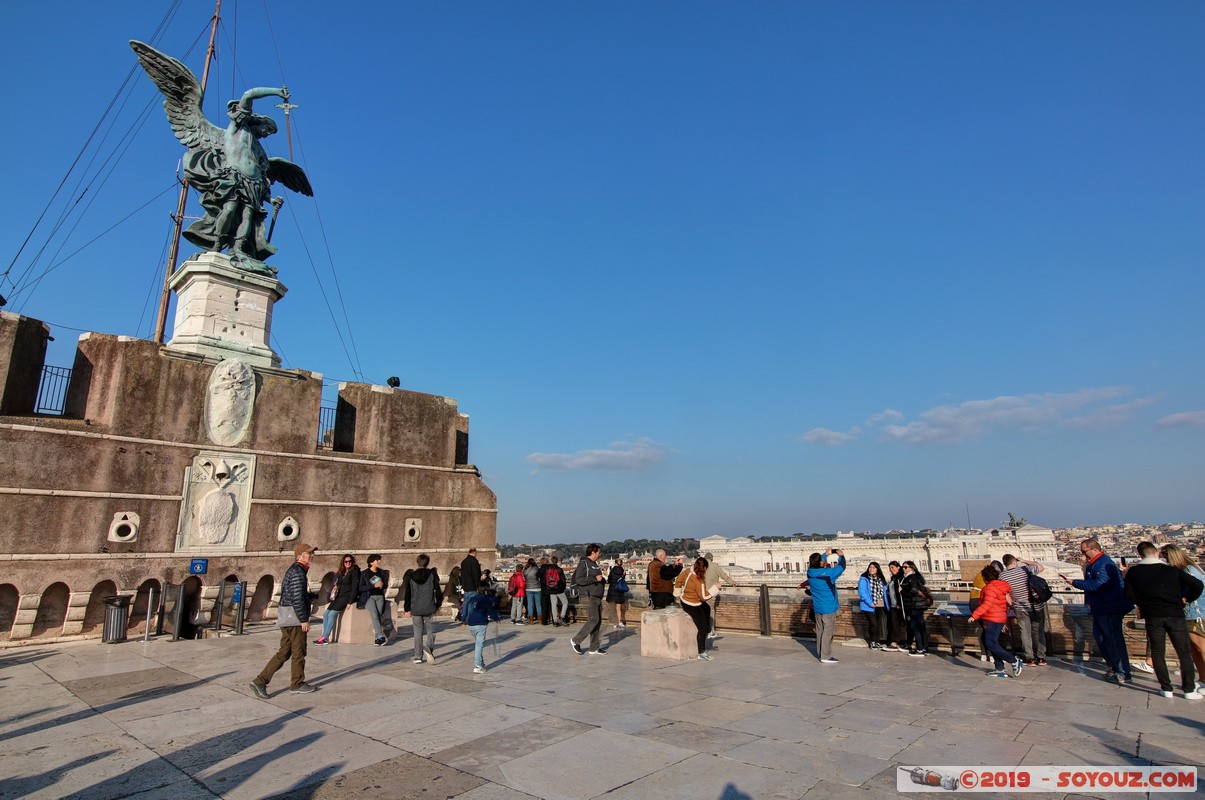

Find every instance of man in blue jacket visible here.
[808,549,846,664]
[1061,538,1134,683]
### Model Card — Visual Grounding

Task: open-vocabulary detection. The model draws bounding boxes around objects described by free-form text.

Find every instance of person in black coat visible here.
[1124,541,1204,698]
[316,553,359,644]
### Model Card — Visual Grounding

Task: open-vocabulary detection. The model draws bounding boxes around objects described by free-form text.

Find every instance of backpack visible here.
[545,567,562,591]
[567,563,584,599]
[1026,571,1053,605]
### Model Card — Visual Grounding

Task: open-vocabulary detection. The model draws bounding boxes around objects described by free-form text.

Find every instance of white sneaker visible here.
[1134,661,1155,673]
[473,665,485,674]
[1185,691,1203,700]
[1159,690,1174,698]
[819,657,839,664]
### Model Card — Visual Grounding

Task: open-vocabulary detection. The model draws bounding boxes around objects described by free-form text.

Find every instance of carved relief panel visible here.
[205,358,256,446]
[176,452,257,553]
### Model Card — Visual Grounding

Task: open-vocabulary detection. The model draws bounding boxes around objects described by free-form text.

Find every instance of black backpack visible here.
[1026,571,1053,605]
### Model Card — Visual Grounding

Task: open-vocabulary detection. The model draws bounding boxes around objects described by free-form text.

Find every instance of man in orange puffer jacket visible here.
[972,563,1021,678]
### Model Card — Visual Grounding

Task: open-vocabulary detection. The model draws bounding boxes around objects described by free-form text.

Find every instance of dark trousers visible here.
[574,594,603,651]
[1146,616,1196,692]
[651,591,674,609]
[905,608,929,652]
[257,626,307,688]
[983,620,1013,671]
[862,608,888,645]
[887,607,906,645]
[1092,613,1132,679]
[683,601,710,655]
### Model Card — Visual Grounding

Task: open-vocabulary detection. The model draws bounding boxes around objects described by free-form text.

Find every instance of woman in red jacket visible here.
[971,563,1022,678]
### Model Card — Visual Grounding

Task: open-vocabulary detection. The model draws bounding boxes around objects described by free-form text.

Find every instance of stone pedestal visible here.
[332,602,398,645]
[166,253,287,368]
[639,607,697,660]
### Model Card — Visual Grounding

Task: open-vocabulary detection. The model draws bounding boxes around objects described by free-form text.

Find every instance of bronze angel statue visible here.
[131,40,313,276]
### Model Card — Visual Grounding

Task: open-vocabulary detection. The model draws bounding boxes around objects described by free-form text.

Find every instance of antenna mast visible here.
[152,0,223,345]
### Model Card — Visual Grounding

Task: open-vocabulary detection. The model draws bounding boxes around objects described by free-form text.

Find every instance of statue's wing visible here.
[267,158,314,196]
[130,40,223,151]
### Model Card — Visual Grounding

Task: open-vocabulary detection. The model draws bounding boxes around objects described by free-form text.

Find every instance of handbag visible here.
[276,605,301,627]
[614,577,630,594]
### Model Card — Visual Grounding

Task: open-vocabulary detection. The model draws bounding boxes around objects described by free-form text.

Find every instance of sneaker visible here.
[979,654,991,663]
[424,649,435,664]
[290,682,317,694]
[374,638,386,647]
[698,652,713,661]
[313,636,328,645]
[413,658,424,664]
[516,619,526,625]
[1105,673,1121,684]
[587,648,608,655]
[882,644,900,652]
[819,657,839,664]
[473,665,485,674]
[1123,675,1134,684]
[907,649,925,658]
[707,631,717,639]
[570,640,583,655]
[1134,661,1155,673]
[1185,691,1203,700]
[250,680,269,699]
[1022,659,1037,667]
[1014,657,1024,676]
[1159,690,1174,698]
[1035,658,1048,666]
[989,671,1011,679]
[618,622,627,628]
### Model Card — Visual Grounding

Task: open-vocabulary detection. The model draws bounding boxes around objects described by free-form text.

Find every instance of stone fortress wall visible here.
[0,310,497,643]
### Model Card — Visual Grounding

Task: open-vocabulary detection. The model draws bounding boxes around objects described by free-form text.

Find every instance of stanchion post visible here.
[758,584,772,636]
[143,588,157,643]
[232,581,247,635]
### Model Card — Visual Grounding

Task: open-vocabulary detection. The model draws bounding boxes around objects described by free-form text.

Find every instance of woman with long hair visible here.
[675,557,721,660]
[316,554,359,644]
[1159,544,1205,694]
[857,562,890,650]
[507,565,526,625]
[607,557,630,628]
[883,561,906,651]
[523,558,543,624]
[971,563,1021,678]
[900,560,931,657]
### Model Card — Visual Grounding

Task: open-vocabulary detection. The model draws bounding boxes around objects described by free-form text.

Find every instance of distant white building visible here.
[700,524,1059,586]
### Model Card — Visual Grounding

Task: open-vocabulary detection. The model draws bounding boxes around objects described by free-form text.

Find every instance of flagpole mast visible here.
[153,0,223,345]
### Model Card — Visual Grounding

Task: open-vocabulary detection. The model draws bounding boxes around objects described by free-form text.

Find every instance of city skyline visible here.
[1,2,1202,544]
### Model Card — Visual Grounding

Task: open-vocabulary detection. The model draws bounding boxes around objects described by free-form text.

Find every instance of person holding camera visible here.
[808,548,846,664]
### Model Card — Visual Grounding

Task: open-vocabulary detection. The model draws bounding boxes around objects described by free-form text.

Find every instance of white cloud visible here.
[879,387,1135,445]
[1065,395,1162,429]
[526,437,668,472]
[1155,410,1205,429]
[864,409,903,426]
[800,427,857,446]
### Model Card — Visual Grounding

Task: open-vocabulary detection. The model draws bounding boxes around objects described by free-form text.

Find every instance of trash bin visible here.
[101,596,132,643]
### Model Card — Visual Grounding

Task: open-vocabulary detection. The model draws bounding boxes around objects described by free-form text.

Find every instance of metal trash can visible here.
[101,596,132,643]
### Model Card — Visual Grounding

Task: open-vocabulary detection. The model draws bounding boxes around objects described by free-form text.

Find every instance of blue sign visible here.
[231,582,243,603]
[189,558,208,575]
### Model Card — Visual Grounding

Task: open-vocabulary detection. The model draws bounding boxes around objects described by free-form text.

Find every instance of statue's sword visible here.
[266,196,285,242]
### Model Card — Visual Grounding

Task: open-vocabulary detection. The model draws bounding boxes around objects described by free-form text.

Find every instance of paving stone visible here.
[1110,704,1205,738]
[894,727,1034,766]
[654,695,772,726]
[723,737,891,784]
[1138,730,1205,764]
[391,704,541,757]
[603,752,814,800]
[263,752,483,800]
[449,784,541,800]
[429,716,593,779]
[913,707,1030,739]
[636,719,760,755]
[496,728,694,799]
[1006,696,1122,728]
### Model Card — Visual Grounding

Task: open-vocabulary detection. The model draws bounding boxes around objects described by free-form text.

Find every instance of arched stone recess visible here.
[179,576,203,639]
[131,579,162,635]
[0,584,18,639]
[32,583,70,638]
[318,572,337,609]
[248,575,274,622]
[218,574,239,627]
[82,580,118,634]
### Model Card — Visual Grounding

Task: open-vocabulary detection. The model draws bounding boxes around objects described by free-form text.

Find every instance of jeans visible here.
[257,626,307,689]
[815,611,836,660]
[1016,606,1047,660]
[550,592,569,622]
[651,591,674,609]
[1145,616,1196,692]
[469,624,487,668]
[906,608,928,652]
[412,614,435,661]
[365,595,385,640]
[683,601,710,655]
[1092,613,1131,679]
[321,607,342,640]
[525,592,542,619]
[862,608,887,645]
[574,594,603,651]
[510,595,525,622]
[983,621,1014,671]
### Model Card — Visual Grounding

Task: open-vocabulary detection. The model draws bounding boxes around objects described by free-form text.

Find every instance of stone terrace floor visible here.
[1,620,1203,800]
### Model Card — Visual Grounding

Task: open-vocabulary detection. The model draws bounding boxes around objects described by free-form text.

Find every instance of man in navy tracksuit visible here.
[1062,538,1133,683]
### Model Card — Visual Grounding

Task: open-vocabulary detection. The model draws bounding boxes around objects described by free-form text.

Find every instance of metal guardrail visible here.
[36,365,72,415]
[317,403,336,449]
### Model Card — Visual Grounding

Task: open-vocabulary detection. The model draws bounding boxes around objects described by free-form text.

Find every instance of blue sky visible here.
[2,2,1202,543]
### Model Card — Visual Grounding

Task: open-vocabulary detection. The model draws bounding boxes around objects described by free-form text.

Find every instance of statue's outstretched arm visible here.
[237,86,289,110]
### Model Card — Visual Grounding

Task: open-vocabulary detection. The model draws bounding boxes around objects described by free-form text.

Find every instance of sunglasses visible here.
[343,559,353,563]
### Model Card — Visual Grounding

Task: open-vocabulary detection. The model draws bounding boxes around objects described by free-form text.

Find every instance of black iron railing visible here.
[36,365,72,415]
[317,403,337,450]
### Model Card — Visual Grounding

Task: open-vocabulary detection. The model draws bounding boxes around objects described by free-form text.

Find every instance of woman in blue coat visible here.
[857,562,890,650]
[807,549,846,663]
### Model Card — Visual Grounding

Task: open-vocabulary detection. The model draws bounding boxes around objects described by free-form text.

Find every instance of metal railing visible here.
[36,365,72,415]
[317,403,336,450]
